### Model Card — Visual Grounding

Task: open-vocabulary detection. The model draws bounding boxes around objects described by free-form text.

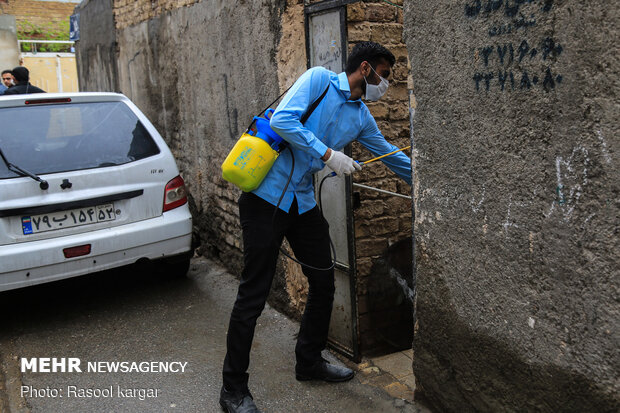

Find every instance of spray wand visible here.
[328,145,411,177]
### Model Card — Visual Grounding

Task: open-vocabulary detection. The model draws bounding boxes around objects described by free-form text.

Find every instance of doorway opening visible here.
[365,237,414,356]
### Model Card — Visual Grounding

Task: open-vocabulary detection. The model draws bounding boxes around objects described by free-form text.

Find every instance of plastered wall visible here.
[404,0,619,411]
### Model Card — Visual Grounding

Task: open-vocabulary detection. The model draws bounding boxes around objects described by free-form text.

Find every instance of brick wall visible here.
[113,0,200,30]
[347,0,414,355]
[0,0,76,34]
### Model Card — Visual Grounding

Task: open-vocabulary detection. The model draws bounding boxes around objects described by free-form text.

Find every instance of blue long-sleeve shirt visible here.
[255,66,412,213]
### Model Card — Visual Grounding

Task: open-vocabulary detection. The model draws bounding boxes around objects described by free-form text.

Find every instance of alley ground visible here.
[0,257,431,413]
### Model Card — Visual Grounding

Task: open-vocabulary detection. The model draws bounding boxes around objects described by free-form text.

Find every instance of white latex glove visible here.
[324,149,362,177]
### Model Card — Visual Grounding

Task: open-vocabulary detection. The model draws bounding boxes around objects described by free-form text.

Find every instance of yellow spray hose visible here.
[359,145,411,165]
[354,145,413,199]
[327,146,411,177]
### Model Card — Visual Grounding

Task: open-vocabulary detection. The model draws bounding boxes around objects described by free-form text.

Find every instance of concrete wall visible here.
[74,0,119,92]
[404,0,619,411]
[0,15,19,70]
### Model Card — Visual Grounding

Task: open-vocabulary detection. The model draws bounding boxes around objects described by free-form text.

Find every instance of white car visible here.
[0,93,193,292]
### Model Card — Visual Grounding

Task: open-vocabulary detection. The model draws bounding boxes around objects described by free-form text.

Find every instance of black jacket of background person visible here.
[3,81,45,95]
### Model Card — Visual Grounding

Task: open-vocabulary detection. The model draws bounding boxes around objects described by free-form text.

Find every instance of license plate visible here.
[22,204,116,235]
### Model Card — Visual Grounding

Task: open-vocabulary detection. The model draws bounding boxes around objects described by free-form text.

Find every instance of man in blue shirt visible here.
[220,42,412,413]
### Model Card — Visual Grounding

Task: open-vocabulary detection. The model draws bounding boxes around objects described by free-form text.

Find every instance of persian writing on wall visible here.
[465,0,564,93]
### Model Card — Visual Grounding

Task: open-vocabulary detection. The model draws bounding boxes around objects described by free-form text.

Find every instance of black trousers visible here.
[222,192,335,393]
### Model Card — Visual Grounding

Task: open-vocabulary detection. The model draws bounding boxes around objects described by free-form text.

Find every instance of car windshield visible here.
[0,101,160,179]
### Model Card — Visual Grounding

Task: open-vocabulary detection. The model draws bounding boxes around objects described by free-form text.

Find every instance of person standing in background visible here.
[4,66,45,95]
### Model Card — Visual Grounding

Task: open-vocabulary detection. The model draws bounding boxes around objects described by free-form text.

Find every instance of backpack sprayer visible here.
[221,108,285,192]
[221,84,328,193]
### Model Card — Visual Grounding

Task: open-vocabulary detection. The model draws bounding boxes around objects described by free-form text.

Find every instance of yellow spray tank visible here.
[221,109,285,192]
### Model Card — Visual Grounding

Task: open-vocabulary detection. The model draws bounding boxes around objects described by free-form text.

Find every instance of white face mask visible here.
[364,66,389,101]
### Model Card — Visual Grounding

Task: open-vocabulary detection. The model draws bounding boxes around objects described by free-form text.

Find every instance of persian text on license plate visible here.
[22,204,116,235]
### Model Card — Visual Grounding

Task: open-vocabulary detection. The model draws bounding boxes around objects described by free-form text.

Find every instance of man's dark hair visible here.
[345,41,395,75]
[12,66,29,82]
[2,69,12,76]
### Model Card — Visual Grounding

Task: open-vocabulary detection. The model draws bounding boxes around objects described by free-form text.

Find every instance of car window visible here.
[0,101,160,179]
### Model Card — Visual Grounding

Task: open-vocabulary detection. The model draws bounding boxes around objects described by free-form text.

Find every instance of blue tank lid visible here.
[253,108,283,149]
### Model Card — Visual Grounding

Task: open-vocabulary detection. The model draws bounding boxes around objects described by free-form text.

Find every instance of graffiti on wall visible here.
[416,140,595,233]
[465,0,563,92]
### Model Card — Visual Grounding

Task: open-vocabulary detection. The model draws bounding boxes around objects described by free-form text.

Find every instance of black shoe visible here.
[295,359,354,382]
[219,386,261,413]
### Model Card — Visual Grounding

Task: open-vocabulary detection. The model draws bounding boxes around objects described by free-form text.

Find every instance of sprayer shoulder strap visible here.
[301,84,330,125]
